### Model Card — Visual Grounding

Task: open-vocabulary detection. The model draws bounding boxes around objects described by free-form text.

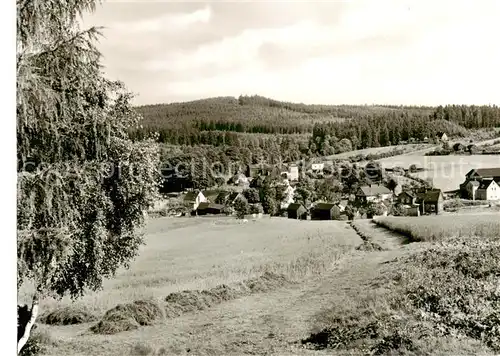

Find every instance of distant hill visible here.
[132,95,500,154]
[134,95,435,135]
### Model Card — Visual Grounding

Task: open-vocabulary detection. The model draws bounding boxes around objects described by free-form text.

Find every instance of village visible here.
[154,131,500,221]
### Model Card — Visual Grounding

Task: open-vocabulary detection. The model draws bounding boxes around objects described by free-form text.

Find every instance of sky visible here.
[83,1,500,106]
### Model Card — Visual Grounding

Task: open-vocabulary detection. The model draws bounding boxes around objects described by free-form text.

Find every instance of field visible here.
[376,154,500,191]
[20,214,500,355]
[321,143,434,160]
[19,216,361,317]
[373,213,500,242]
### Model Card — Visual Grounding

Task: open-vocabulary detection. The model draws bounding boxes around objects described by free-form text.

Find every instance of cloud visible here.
[83,1,500,106]
[108,5,211,34]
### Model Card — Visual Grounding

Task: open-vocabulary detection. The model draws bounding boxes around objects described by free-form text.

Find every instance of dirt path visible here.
[351,219,411,250]
[44,230,423,356]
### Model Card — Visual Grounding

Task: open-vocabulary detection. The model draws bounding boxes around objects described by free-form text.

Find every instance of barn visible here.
[287,203,307,220]
[310,203,340,220]
[196,202,225,216]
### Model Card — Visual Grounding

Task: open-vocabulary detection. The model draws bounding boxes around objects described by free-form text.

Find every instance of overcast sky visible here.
[83,1,500,106]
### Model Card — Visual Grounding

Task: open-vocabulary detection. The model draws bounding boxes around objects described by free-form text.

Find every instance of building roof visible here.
[399,190,416,198]
[202,190,220,201]
[287,203,305,211]
[416,189,443,203]
[357,184,392,197]
[227,191,242,203]
[197,202,224,211]
[313,203,337,211]
[183,191,201,202]
[466,168,500,178]
[338,199,348,207]
[478,179,497,190]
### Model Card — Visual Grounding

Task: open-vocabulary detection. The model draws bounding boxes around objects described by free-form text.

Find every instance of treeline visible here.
[309,105,500,155]
[132,96,500,157]
[133,95,435,137]
[310,118,468,154]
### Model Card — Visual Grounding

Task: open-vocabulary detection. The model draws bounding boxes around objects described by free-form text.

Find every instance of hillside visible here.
[134,95,435,135]
[132,95,500,158]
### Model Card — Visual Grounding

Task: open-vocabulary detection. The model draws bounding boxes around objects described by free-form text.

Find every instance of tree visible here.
[336,138,353,153]
[243,188,260,203]
[387,177,398,193]
[215,176,226,187]
[260,180,278,215]
[16,1,160,352]
[234,197,249,219]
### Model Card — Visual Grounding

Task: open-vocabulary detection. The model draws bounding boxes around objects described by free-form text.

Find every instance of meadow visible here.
[376,154,500,191]
[373,213,500,242]
[19,217,361,317]
[322,143,433,160]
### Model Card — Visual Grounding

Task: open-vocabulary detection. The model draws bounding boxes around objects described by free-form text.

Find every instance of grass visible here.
[322,143,433,161]
[19,216,360,320]
[373,213,500,242]
[302,232,500,354]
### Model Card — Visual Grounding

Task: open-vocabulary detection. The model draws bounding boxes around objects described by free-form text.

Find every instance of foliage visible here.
[243,188,260,204]
[16,0,160,302]
[233,198,249,219]
[314,178,342,203]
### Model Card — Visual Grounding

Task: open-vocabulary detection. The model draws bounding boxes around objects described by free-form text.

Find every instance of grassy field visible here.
[376,154,500,191]
[19,217,361,317]
[20,214,500,355]
[322,143,434,160]
[373,213,500,242]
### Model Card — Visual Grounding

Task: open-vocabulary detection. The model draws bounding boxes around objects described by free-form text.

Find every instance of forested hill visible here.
[134,95,435,135]
[132,95,500,155]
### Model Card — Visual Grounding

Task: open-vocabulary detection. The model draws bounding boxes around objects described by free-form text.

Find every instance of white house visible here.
[183,191,207,211]
[311,163,324,173]
[356,185,393,203]
[280,184,296,209]
[288,164,299,181]
[476,179,500,201]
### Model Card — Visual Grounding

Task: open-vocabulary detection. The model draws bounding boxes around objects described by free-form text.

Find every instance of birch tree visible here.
[16,0,160,352]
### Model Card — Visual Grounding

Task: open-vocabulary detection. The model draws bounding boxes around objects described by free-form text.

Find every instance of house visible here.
[202,190,221,203]
[475,179,500,201]
[415,189,444,215]
[216,191,246,206]
[229,173,249,186]
[356,184,393,203]
[246,163,273,178]
[397,191,420,216]
[159,167,193,194]
[436,132,448,142]
[183,190,207,211]
[337,199,348,212]
[196,202,225,216]
[398,191,417,205]
[460,168,500,198]
[280,184,296,209]
[311,162,325,173]
[423,136,429,143]
[287,203,307,220]
[227,191,246,206]
[453,142,466,152]
[288,164,299,181]
[465,168,500,181]
[311,203,340,220]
